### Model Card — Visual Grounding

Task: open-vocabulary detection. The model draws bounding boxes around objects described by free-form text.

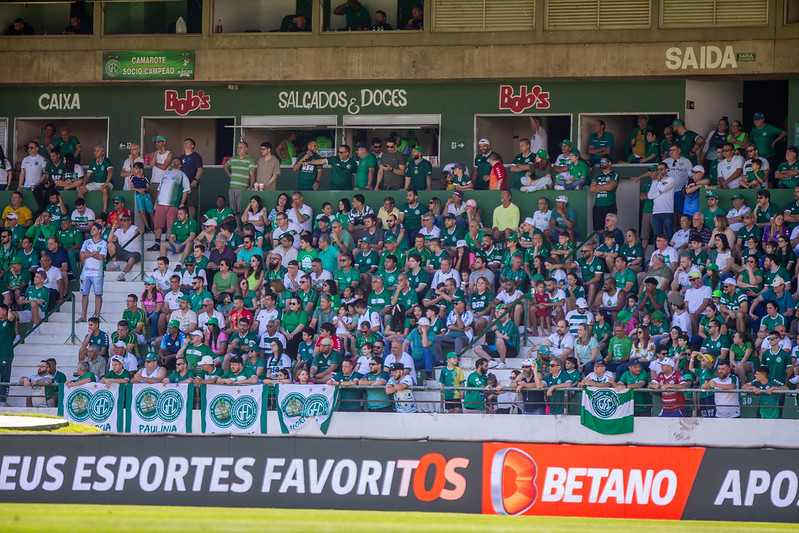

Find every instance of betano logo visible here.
[483,443,704,519]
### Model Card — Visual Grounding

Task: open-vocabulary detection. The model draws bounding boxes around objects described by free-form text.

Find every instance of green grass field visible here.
[0,505,792,533]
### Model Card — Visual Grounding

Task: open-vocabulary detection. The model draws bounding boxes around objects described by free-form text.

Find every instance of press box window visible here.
[475,114,572,165]
[343,114,440,166]
[213,0,312,33]
[104,0,203,34]
[240,115,338,166]
[578,114,679,164]
[0,1,93,36]
[142,117,235,167]
[13,117,109,165]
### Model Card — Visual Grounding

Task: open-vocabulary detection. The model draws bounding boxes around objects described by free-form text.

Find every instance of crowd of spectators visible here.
[0,113,796,419]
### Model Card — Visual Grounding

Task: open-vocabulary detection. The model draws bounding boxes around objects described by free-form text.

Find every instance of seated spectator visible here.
[8,18,34,35]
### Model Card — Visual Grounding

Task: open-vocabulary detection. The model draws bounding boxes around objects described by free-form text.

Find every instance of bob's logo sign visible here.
[499,85,550,113]
[165,89,210,116]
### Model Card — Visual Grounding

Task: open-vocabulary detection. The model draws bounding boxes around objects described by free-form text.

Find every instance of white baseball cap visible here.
[456,240,468,248]
[522,359,535,367]
[417,317,430,326]
[114,340,127,348]
[203,219,218,226]
[190,329,203,337]
[110,355,123,364]
[691,165,705,174]
[575,297,588,309]
[199,355,215,366]
[524,217,535,226]
[556,195,568,203]
[478,138,490,145]
[723,278,737,286]
[661,357,676,368]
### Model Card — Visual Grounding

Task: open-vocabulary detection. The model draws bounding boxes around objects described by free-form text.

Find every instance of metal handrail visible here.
[13,292,75,347]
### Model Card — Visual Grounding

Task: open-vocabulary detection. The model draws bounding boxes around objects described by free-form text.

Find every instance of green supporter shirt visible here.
[103,369,130,380]
[204,207,234,224]
[701,206,725,230]
[52,136,80,158]
[356,153,377,189]
[326,156,357,190]
[511,151,536,189]
[568,159,590,181]
[167,370,195,383]
[4,269,30,292]
[737,224,763,243]
[334,267,359,291]
[473,153,491,190]
[295,151,323,189]
[73,371,97,384]
[441,226,464,248]
[439,365,465,401]
[543,371,571,414]
[404,159,432,190]
[311,349,343,374]
[184,343,215,374]
[297,248,318,271]
[362,370,392,410]
[463,371,487,410]
[468,290,494,315]
[87,157,113,184]
[332,371,363,411]
[590,170,619,207]
[577,256,605,283]
[676,129,700,164]
[25,223,58,251]
[749,378,785,419]
[170,218,198,242]
[756,202,778,225]
[701,334,730,358]
[368,289,392,311]
[750,123,784,158]
[188,289,213,312]
[776,161,799,188]
[609,335,632,363]
[761,348,790,384]
[618,370,652,411]
[497,319,520,348]
[641,181,653,213]
[57,227,83,250]
[23,285,48,312]
[354,250,379,273]
[376,266,400,290]
[614,267,637,294]
[221,367,256,382]
[45,370,67,399]
[122,307,147,337]
[224,155,256,190]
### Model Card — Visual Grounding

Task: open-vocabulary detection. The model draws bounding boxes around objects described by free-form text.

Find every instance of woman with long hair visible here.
[0,145,11,191]
[630,324,655,365]
[265,339,291,379]
[281,297,309,355]
[335,197,352,229]
[709,214,736,253]
[708,234,734,276]
[242,195,268,233]
[574,323,600,374]
[775,234,796,272]
[268,193,291,226]
[235,277,257,313]
[384,304,409,343]
[205,317,228,363]
[620,228,645,272]
[140,277,163,342]
[212,258,237,297]
[244,254,265,293]
[58,152,84,190]
[763,212,789,244]
[427,197,443,227]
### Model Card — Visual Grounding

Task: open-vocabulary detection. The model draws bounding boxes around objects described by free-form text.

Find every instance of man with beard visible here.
[20,359,54,407]
[513,358,546,414]
[589,157,619,233]
[703,359,740,419]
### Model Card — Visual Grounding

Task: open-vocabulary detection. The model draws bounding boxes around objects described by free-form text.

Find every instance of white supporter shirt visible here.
[179,268,207,288]
[418,225,441,240]
[445,310,474,341]
[672,310,692,335]
[743,157,769,177]
[647,177,675,215]
[151,150,172,184]
[383,352,417,385]
[727,206,751,232]
[711,375,741,418]
[152,268,176,293]
[79,238,107,278]
[310,269,332,291]
[288,204,314,233]
[671,229,691,249]
[649,246,679,268]
[198,309,226,332]
[684,285,712,314]
[717,155,745,189]
[41,265,62,291]
[663,156,692,189]
[273,222,303,248]
[532,210,552,233]
[529,127,548,154]
[547,332,575,359]
[431,268,459,289]
[21,154,46,188]
[254,308,281,338]
[169,309,197,333]
[113,224,141,253]
[163,289,183,312]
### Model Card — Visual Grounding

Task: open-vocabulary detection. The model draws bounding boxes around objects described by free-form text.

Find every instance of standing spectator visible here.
[624,115,653,163]
[0,304,15,406]
[119,143,144,192]
[589,157,619,233]
[77,223,106,322]
[179,138,204,219]
[293,139,324,191]
[148,158,190,252]
[775,146,799,188]
[223,141,255,220]
[648,357,688,417]
[376,138,406,190]
[256,142,280,191]
[355,142,377,190]
[148,135,173,203]
[588,119,614,166]
[743,365,788,419]
[438,351,464,413]
[463,358,488,412]
[20,141,46,192]
[750,112,787,172]
[670,119,704,165]
[52,127,81,163]
[509,138,534,190]
[648,162,675,239]
[405,146,431,190]
[491,190,519,240]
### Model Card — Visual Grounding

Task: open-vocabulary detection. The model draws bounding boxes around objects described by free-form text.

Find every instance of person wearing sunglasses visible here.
[20,143,46,191]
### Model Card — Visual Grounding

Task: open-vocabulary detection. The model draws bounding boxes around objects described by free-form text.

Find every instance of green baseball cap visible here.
[183,255,195,264]
[167,319,180,328]
[537,345,551,355]
[412,145,423,155]
[671,119,685,127]
[384,234,397,243]
[205,317,219,326]
[649,164,658,171]
[652,311,666,322]
[706,191,719,199]
[706,263,719,271]
[360,236,372,243]
[731,193,744,200]
[10,256,23,264]
[571,148,581,157]
[712,290,723,298]
[178,295,191,302]
[536,149,548,159]
[145,353,157,361]
[507,234,519,243]
[617,310,632,322]
[561,139,573,147]
[446,351,459,360]
[113,196,125,203]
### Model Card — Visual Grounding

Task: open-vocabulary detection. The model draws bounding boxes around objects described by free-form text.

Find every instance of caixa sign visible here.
[165,89,210,116]
[498,85,550,114]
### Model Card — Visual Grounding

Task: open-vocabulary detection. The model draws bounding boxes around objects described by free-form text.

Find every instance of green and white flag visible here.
[125,383,193,433]
[276,384,338,434]
[58,382,123,432]
[201,384,267,434]
[580,387,634,435]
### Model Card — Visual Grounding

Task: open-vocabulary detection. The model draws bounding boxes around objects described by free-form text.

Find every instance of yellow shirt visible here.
[377,206,400,230]
[492,203,520,232]
[2,205,33,227]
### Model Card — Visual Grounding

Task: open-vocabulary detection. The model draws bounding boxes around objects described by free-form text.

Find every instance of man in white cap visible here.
[472,138,494,191]
[132,353,166,383]
[718,277,748,334]
[683,270,711,334]
[193,355,222,384]
[101,354,131,385]
[111,340,138,372]
[565,297,593,336]
[648,356,688,417]
[549,194,579,242]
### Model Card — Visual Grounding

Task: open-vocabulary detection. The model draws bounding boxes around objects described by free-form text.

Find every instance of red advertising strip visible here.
[482,443,705,519]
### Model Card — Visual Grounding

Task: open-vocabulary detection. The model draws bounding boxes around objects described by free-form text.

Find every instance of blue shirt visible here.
[160,331,186,354]
[47,248,69,270]
[179,152,203,181]
[589,132,615,165]
[759,288,795,315]
[130,175,149,191]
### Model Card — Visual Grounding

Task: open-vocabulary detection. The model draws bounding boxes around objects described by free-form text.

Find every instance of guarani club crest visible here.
[591,389,620,418]
[210,389,259,429]
[67,386,114,422]
[281,391,331,419]
[135,387,184,422]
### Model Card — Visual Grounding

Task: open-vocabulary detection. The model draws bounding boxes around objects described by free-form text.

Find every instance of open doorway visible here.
[475,114,572,164]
